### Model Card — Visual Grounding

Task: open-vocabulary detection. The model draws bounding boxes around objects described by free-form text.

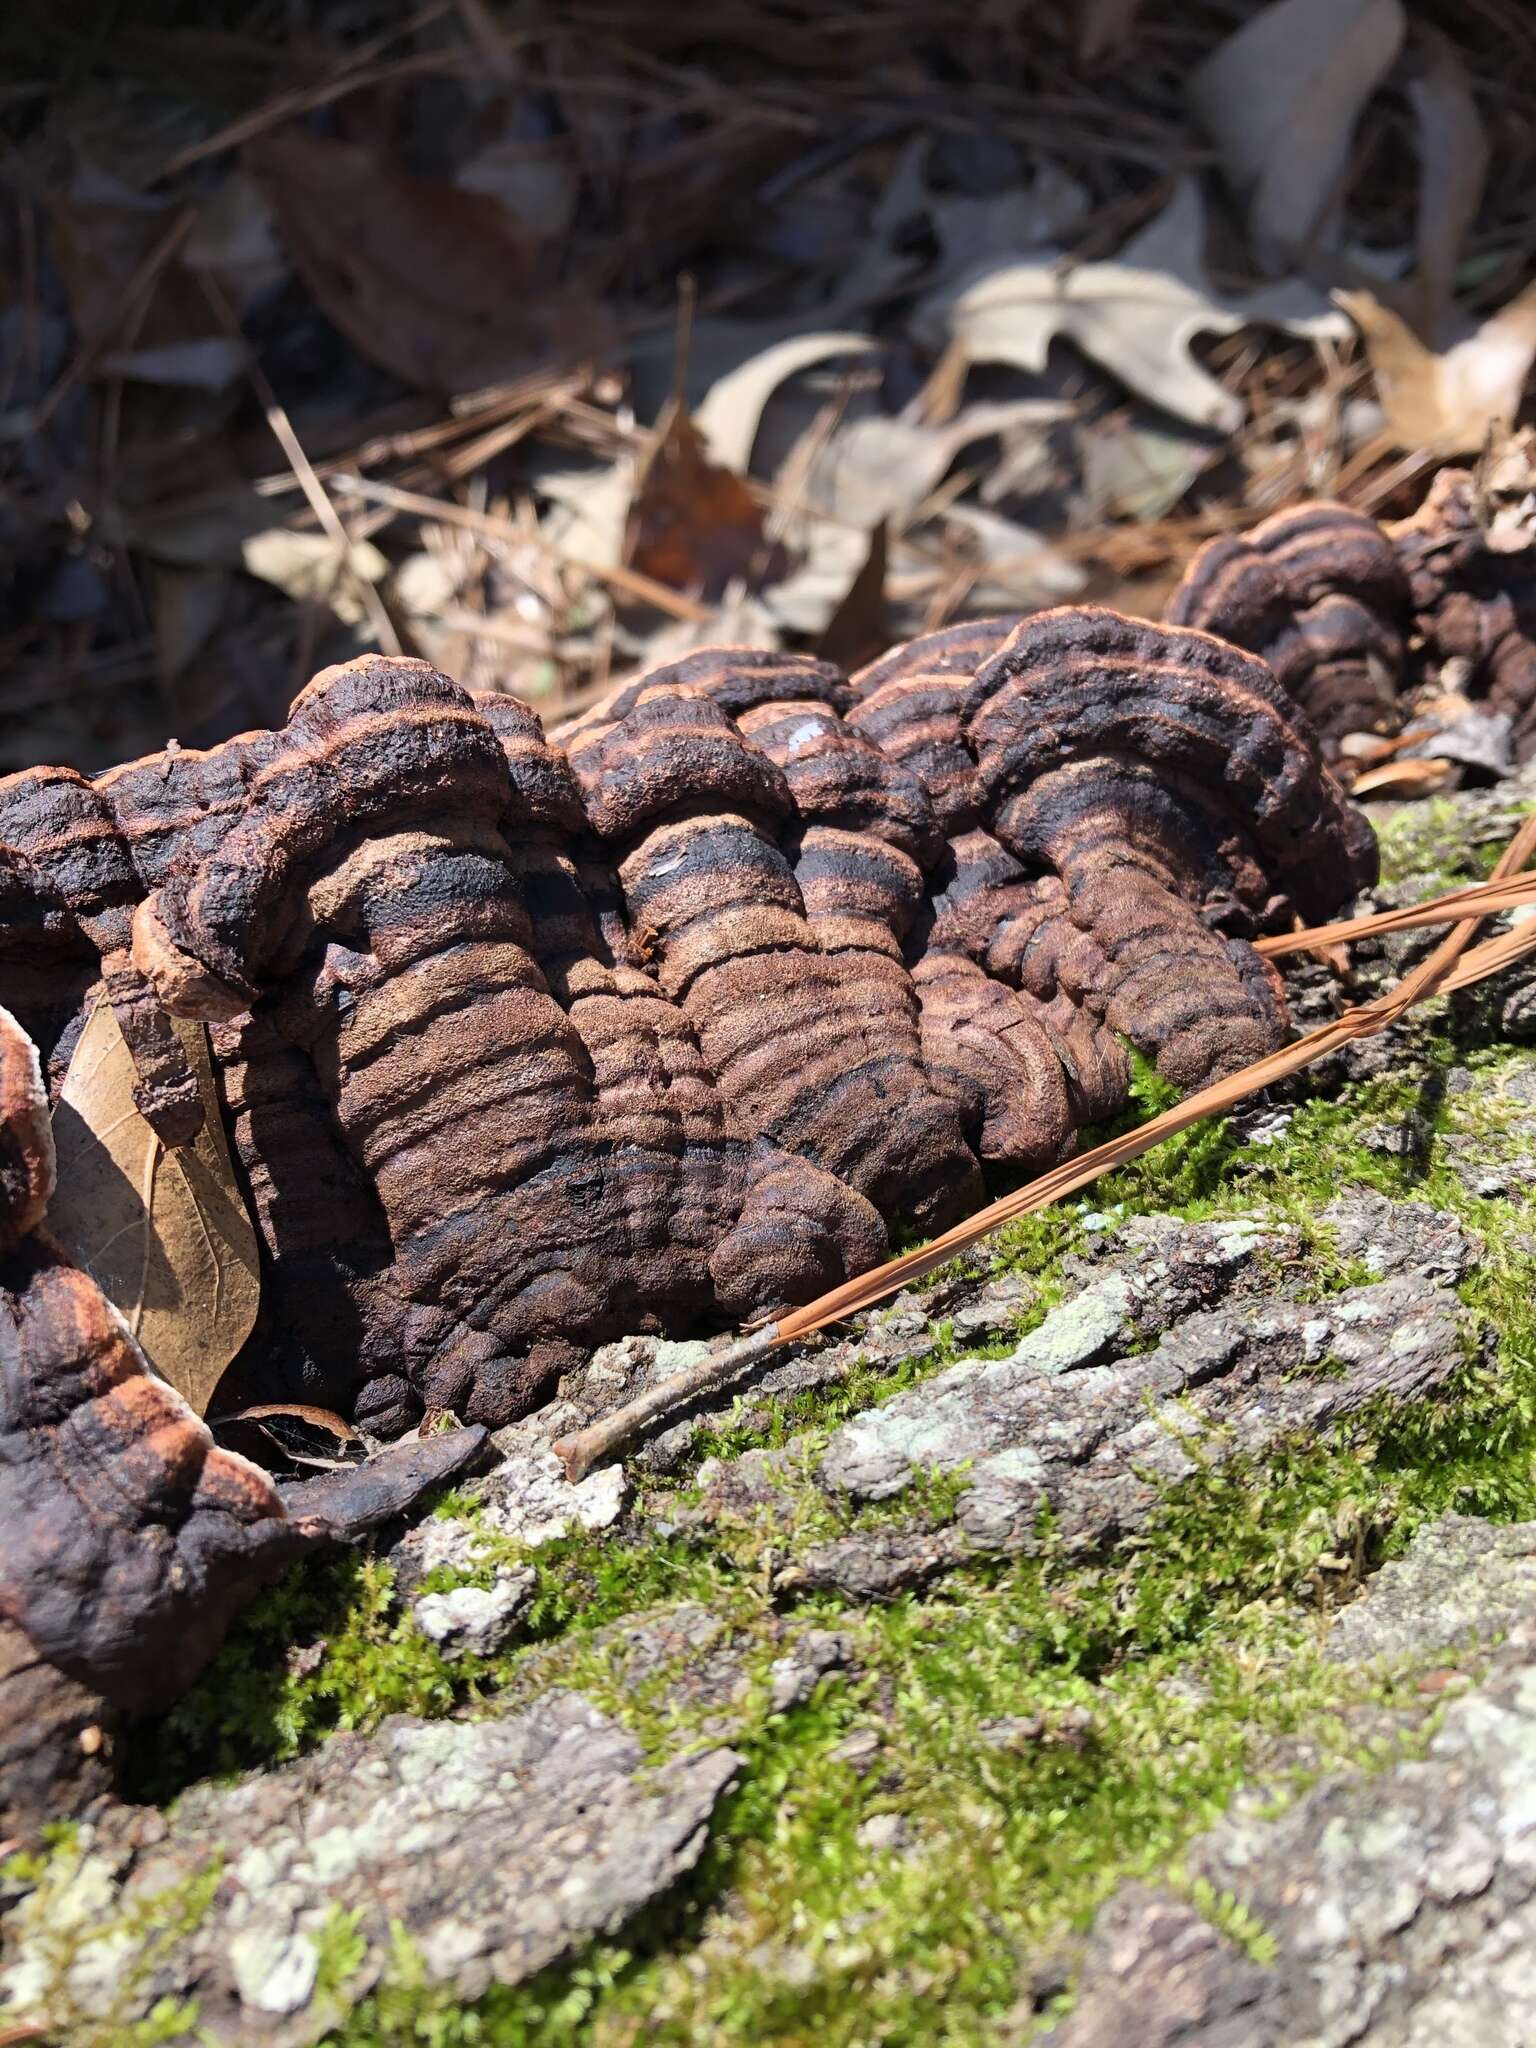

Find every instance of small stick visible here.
[552,819,1536,1482]
[553,1324,782,1484]
[328,473,714,622]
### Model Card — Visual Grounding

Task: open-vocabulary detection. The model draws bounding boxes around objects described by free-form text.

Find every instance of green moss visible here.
[310,1904,371,2016]
[1371,793,1529,892]
[99,1018,1536,2045]
[123,1553,463,1800]
[0,1831,220,2048]
[1178,1878,1280,1967]
[318,1550,1432,2048]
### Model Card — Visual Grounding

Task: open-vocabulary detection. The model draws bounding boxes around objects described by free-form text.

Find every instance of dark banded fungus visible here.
[565,661,976,1230]
[961,607,1375,1088]
[134,656,680,1426]
[0,1001,327,1833]
[1167,502,1409,745]
[844,619,1023,832]
[0,1001,491,1834]
[0,617,1376,1454]
[0,766,204,1144]
[473,688,889,1332]
[1395,466,1536,760]
[95,735,414,1430]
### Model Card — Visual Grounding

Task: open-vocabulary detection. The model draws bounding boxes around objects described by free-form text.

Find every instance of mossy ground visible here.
[19,802,1536,2046]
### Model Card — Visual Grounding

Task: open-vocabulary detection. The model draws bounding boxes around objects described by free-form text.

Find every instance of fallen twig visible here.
[329,473,714,621]
[551,1326,784,1484]
[154,2,461,179]
[553,817,1536,1481]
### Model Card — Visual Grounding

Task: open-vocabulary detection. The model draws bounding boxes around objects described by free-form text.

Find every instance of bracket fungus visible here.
[1162,459,1536,762]
[0,766,205,1145]
[1395,465,1536,760]
[0,1000,324,1832]
[960,606,1377,1088]
[1165,503,1410,746]
[0,616,1372,1460]
[0,987,490,1832]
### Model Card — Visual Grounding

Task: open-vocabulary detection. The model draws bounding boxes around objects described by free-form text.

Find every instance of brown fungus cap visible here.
[843,618,1024,834]
[961,607,1372,1086]
[0,766,204,1145]
[567,656,980,1228]
[1166,504,1408,743]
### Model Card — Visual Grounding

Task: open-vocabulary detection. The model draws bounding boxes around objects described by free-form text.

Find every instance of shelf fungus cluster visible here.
[0,994,488,1831]
[0,1000,324,1827]
[1164,450,1536,760]
[0,613,1372,1464]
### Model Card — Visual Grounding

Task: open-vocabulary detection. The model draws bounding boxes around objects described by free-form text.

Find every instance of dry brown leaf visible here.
[912,179,1347,432]
[47,996,260,1417]
[248,129,613,392]
[1347,755,1458,797]
[815,520,888,673]
[693,330,877,476]
[211,1403,364,1474]
[1338,283,1536,454]
[624,398,786,599]
[1189,0,1405,271]
[241,527,389,625]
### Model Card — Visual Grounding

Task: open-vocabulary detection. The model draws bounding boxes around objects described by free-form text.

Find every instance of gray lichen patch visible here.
[412,1568,535,1659]
[1043,1541,1536,2048]
[1,1693,740,2047]
[1325,1515,1536,1669]
[812,1207,1470,1569]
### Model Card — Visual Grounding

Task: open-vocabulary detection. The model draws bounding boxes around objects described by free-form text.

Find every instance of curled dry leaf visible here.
[691,330,877,476]
[912,180,1348,432]
[46,996,261,1417]
[800,402,1073,532]
[1349,755,1458,796]
[211,1403,365,1475]
[1337,283,1536,455]
[241,527,389,626]
[249,129,614,392]
[1189,0,1406,272]
[624,398,786,599]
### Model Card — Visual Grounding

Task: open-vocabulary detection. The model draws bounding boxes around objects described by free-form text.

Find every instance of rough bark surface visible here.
[0,1693,742,2048]
[1043,1520,1536,2048]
